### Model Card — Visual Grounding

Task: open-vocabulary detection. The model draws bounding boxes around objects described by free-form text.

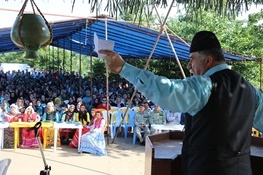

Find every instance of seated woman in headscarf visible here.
[4,104,22,148]
[41,102,60,146]
[79,110,107,156]
[20,106,40,148]
[69,106,92,148]
[60,104,77,144]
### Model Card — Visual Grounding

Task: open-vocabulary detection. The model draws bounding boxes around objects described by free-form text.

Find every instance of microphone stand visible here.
[28,122,51,175]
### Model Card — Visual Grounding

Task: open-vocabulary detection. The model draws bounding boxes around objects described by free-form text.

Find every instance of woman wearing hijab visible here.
[41,102,60,146]
[20,106,40,148]
[4,104,21,148]
[69,106,92,148]
[60,104,77,144]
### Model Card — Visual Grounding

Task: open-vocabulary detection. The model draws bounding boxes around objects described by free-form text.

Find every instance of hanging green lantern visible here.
[10,0,52,59]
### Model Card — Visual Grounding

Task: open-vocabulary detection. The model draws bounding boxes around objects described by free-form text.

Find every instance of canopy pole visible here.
[52,44,55,72]
[48,45,51,71]
[79,30,82,93]
[57,40,60,71]
[104,18,110,145]
[259,58,262,90]
[45,54,47,71]
[89,20,93,96]
[70,35,73,73]
[63,38,65,71]
[46,45,51,71]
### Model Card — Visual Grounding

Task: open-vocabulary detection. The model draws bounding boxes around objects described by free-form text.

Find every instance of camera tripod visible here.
[28,122,51,175]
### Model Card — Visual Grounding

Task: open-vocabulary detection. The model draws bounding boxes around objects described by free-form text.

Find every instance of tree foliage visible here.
[165,10,263,88]
[5,0,262,23]
[69,0,263,23]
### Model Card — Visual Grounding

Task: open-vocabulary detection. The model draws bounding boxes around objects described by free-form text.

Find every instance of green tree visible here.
[69,0,263,23]
[164,10,263,88]
[6,0,262,23]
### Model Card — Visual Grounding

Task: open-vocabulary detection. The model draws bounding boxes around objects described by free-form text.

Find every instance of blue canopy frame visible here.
[0,18,255,61]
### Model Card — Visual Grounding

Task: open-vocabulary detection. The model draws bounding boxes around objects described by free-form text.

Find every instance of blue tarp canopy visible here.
[0,18,255,61]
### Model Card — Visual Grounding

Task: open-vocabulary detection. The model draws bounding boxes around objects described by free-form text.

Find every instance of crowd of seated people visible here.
[0,69,150,150]
[0,69,187,150]
[0,69,150,114]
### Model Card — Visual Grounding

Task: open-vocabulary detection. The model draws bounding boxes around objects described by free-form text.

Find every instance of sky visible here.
[1,0,97,16]
[0,0,101,28]
[0,0,262,28]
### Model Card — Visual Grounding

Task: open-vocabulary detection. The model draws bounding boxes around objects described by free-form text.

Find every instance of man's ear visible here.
[206,56,213,67]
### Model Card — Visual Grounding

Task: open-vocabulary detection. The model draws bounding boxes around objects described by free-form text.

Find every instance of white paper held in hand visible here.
[94,32,115,59]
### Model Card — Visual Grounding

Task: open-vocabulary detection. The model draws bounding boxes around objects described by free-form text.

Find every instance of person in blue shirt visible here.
[35,100,44,118]
[99,31,263,175]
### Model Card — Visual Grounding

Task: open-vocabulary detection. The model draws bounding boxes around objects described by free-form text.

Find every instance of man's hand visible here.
[99,50,125,74]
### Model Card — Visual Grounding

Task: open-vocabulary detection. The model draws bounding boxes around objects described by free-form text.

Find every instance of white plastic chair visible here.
[109,106,119,113]
[0,158,11,175]
[101,110,114,138]
[101,110,111,123]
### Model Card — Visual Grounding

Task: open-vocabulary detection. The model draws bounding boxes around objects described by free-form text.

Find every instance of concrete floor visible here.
[0,137,145,175]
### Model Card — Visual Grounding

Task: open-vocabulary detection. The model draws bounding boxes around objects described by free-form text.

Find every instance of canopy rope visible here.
[111,0,186,144]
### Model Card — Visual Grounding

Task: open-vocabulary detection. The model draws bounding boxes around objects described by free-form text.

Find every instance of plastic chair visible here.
[132,129,144,145]
[112,110,125,138]
[0,158,11,175]
[132,130,137,145]
[252,127,260,137]
[119,107,130,124]
[101,110,111,123]
[124,110,136,139]
[120,107,130,114]
[131,106,140,112]
[109,106,119,113]
[101,110,113,138]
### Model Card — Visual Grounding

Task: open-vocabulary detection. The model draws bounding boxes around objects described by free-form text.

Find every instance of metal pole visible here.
[48,45,51,71]
[89,21,93,96]
[57,40,60,71]
[259,58,262,90]
[104,18,110,145]
[63,38,65,71]
[70,35,73,73]
[79,30,82,93]
[52,44,55,72]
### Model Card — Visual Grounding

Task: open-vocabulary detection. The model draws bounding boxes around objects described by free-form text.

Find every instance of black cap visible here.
[190,31,221,53]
